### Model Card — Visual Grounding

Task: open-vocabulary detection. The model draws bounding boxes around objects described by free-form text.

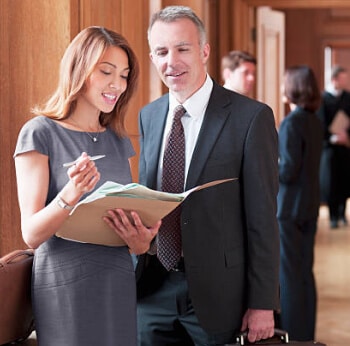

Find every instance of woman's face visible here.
[80,46,130,115]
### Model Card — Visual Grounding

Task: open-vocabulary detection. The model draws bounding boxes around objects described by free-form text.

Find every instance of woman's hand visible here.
[103,209,161,254]
[66,152,101,195]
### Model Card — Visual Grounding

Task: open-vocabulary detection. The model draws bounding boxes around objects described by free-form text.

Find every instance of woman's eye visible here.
[101,70,111,75]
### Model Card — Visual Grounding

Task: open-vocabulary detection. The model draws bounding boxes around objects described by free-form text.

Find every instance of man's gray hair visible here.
[148,6,207,47]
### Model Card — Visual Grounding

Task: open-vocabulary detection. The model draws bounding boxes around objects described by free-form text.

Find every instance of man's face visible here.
[228,61,256,96]
[333,71,349,91]
[148,18,210,103]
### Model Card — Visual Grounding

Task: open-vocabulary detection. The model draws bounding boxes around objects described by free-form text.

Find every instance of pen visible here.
[63,154,106,167]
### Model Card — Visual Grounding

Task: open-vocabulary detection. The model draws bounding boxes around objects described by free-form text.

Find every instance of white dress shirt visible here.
[156,75,213,190]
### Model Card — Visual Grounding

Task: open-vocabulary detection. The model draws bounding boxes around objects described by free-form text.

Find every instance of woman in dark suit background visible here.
[277,65,323,341]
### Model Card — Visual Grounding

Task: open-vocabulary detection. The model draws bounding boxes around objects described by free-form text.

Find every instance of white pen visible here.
[63,154,106,167]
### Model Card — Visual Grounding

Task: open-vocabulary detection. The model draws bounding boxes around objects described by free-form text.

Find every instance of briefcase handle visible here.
[234,328,289,345]
[0,249,34,267]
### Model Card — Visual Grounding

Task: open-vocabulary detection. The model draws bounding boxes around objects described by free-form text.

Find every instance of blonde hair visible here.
[32,26,139,136]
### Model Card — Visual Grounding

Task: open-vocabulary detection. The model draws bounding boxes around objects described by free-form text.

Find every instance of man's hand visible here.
[103,209,161,254]
[240,309,274,343]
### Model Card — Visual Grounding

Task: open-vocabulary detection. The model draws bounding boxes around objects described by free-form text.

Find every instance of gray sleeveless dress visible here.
[14,116,137,346]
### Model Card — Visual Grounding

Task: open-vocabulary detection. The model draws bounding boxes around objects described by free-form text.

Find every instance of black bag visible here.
[230,328,326,345]
[0,249,35,345]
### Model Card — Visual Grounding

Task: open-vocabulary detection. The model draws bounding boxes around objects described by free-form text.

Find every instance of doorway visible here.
[249,1,350,125]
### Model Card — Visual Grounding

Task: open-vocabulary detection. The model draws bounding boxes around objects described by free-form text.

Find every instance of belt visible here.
[170,257,185,272]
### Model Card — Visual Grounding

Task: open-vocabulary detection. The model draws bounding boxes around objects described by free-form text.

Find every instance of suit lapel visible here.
[186,85,231,189]
[143,96,169,188]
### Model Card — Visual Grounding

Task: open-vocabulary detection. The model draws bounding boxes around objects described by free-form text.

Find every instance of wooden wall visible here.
[0,0,220,255]
[0,0,73,255]
[0,0,153,255]
[282,8,350,90]
[2,0,350,255]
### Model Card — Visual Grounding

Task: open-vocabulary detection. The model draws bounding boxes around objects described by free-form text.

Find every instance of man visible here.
[136,6,280,345]
[221,50,257,97]
[318,65,350,229]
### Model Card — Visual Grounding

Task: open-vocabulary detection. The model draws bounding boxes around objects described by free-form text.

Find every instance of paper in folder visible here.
[328,109,350,134]
[56,178,236,246]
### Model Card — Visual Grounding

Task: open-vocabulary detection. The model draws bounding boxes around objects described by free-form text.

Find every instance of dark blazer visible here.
[277,106,323,221]
[317,91,350,203]
[137,81,280,342]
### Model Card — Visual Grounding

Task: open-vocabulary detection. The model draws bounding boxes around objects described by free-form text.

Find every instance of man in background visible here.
[221,50,256,97]
[318,65,350,228]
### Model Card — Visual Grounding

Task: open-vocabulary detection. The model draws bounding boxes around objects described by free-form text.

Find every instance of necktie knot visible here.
[173,105,186,122]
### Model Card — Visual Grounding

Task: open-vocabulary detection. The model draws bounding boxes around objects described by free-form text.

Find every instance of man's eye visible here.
[156,51,167,57]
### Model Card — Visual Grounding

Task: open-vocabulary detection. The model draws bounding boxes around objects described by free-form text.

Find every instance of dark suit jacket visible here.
[317,91,350,203]
[278,106,323,221]
[137,81,280,343]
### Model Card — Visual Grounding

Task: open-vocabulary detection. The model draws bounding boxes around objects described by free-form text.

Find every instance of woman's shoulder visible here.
[20,115,54,132]
[15,116,55,157]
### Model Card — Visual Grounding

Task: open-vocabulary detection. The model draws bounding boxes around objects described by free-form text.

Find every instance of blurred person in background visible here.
[277,65,323,341]
[317,65,350,229]
[221,50,256,98]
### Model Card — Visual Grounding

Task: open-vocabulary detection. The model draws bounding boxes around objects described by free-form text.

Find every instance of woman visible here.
[14,26,160,345]
[277,65,323,341]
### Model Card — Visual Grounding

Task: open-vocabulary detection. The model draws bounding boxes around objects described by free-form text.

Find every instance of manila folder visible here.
[56,178,235,247]
[328,109,350,134]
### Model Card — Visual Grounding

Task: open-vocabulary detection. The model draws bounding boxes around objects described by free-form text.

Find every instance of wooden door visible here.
[256,6,285,127]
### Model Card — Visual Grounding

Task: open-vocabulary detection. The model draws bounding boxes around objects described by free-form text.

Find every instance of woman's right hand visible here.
[66,152,101,195]
[15,151,101,249]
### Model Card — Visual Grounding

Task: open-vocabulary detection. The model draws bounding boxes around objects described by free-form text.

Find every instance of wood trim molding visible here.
[244,0,350,8]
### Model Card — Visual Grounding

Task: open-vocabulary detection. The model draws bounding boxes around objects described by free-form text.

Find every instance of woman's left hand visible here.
[103,209,161,254]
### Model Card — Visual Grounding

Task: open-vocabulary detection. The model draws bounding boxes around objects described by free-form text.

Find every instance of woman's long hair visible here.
[32,26,139,136]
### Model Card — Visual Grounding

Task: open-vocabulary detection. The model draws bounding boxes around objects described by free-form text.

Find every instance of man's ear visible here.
[222,67,231,82]
[202,43,210,63]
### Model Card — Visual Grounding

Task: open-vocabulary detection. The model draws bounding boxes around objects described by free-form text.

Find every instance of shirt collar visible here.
[326,83,342,97]
[169,74,213,118]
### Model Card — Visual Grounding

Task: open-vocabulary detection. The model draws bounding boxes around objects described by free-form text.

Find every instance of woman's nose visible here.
[109,78,124,90]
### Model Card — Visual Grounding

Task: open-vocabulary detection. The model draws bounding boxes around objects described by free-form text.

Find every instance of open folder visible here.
[56,178,236,246]
[328,109,350,134]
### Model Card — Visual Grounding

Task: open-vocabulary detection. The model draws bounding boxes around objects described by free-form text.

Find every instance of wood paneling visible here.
[281,8,350,91]
[2,0,350,256]
[0,0,72,255]
[246,0,350,8]
[78,0,152,181]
